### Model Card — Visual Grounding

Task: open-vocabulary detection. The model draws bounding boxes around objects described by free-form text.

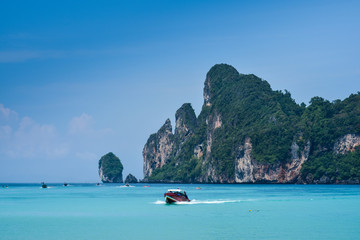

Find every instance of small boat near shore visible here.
[41,182,47,188]
[164,189,190,203]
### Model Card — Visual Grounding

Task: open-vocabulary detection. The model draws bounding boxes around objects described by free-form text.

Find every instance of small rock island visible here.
[125,174,138,183]
[98,152,123,183]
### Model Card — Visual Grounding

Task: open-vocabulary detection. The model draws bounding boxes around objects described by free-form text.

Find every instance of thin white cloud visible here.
[10,117,68,158]
[0,125,12,139]
[0,105,115,183]
[0,50,68,63]
[0,104,68,159]
[0,108,114,161]
[75,151,98,161]
[68,113,94,135]
[68,113,113,136]
[0,51,42,63]
[0,47,129,63]
[0,103,18,120]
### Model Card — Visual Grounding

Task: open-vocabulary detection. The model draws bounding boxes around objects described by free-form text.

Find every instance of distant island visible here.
[125,174,138,183]
[143,64,360,184]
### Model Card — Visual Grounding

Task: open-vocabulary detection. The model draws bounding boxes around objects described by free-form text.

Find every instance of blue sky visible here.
[1,0,359,182]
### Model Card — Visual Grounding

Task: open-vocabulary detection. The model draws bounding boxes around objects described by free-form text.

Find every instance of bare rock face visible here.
[194,144,204,159]
[203,75,212,107]
[143,119,174,178]
[201,111,224,182]
[333,134,360,154]
[235,137,255,182]
[175,103,197,146]
[234,137,310,183]
[285,140,311,183]
[143,104,198,179]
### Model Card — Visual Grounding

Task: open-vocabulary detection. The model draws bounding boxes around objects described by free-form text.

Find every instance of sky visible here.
[1,0,359,182]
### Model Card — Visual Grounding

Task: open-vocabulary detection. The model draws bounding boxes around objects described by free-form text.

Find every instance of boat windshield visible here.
[167,189,187,195]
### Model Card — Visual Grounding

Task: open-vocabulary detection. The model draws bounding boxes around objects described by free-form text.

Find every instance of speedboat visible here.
[41,182,47,188]
[164,189,190,203]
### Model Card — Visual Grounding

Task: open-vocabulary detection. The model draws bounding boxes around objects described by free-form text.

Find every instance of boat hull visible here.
[164,192,190,203]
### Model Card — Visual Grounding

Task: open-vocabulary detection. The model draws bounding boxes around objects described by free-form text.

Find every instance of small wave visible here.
[153,199,242,205]
[178,199,242,204]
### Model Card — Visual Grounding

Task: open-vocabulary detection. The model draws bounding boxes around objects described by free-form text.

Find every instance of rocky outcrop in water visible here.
[125,174,138,183]
[99,152,123,183]
[143,64,360,184]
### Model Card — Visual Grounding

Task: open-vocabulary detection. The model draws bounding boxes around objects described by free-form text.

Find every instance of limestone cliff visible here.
[175,103,197,145]
[201,110,224,182]
[333,134,360,154]
[234,137,310,183]
[143,64,360,184]
[143,103,198,179]
[143,119,174,178]
[301,134,360,184]
[98,152,123,183]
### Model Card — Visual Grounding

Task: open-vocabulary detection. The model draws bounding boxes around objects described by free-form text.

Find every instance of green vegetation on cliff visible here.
[146,64,360,183]
[300,94,360,150]
[301,146,360,182]
[206,68,303,179]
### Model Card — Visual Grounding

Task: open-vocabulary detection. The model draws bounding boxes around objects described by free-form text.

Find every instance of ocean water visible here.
[1,184,359,240]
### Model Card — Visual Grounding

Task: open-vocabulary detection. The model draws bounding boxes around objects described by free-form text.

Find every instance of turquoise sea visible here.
[1,183,360,240]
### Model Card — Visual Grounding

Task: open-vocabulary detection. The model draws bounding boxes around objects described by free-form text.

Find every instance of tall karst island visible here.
[98,152,124,183]
[143,64,360,184]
